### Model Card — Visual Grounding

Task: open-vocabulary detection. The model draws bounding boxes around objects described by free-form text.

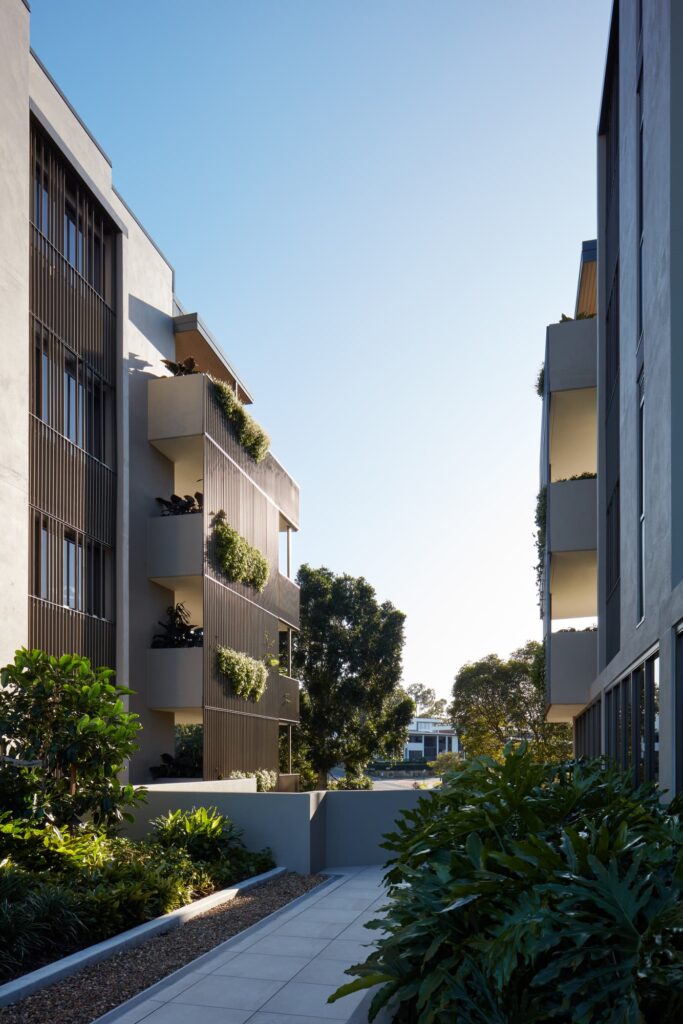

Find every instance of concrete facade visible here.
[542,2,683,796]
[0,0,300,784]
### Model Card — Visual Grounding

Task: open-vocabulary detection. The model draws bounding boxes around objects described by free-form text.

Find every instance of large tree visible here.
[450,640,572,762]
[293,565,414,787]
[405,683,448,720]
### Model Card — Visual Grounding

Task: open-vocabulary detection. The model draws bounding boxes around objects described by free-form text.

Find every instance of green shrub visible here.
[216,645,268,702]
[331,744,683,1024]
[329,774,373,790]
[0,648,144,827]
[427,751,461,775]
[151,805,243,863]
[213,511,270,592]
[0,871,87,979]
[214,381,270,463]
[226,769,278,792]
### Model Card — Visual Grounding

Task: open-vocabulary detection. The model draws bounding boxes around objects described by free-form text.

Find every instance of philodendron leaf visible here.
[327,973,392,1003]
[440,893,480,914]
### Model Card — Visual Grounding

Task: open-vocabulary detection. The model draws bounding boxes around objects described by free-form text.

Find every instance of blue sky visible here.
[30,0,611,698]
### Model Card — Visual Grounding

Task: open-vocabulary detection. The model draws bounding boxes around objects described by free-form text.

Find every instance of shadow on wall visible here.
[128,294,175,356]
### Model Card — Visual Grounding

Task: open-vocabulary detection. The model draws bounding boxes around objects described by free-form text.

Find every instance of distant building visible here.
[403,717,459,762]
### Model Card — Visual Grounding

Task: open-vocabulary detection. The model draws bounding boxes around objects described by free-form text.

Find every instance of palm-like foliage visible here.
[331,745,683,1024]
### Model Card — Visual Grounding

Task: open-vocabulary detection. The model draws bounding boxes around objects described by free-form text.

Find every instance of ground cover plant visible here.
[331,744,683,1024]
[0,807,274,981]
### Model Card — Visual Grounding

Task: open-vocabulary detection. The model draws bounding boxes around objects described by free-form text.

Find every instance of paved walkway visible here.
[96,866,386,1024]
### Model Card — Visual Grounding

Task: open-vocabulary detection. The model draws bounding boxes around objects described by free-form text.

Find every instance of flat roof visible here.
[173,312,253,404]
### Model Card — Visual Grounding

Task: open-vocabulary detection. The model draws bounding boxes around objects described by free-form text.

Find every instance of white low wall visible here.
[144,778,257,793]
[126,787,424,873]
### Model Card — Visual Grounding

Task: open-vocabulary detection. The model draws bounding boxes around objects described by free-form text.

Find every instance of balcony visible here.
[546,629,597,723]
[147,647,203,713]
[546,317,596,393]
[548,477,596,553]
[148,374,300,528]
[549,550,597,619]
[277,572,300,629]
[147,512,203,585]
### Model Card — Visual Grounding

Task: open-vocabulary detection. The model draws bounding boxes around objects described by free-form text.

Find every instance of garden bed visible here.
[0,871,325,1024]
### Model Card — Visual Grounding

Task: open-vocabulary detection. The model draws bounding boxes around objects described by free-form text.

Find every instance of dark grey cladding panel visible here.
[546,317,597,392]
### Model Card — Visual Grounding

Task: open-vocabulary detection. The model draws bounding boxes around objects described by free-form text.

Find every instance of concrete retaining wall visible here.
[126,787,424,873]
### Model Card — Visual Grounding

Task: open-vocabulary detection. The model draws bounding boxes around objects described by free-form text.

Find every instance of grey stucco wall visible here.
[126,789,423,874]
[0,0,30,667]
[548,478,597,553]
[546,318,597,392]
[592,0,676,794]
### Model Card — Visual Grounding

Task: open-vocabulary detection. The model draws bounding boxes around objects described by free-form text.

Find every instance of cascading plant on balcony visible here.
[213,381,270,463]
[535,485,547,610]
[216,645,267,702]
[213,511,269,593]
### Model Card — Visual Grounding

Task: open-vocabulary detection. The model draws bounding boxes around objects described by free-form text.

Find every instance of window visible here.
[605,652,659,785]
[606,483,621,598]
[606,273,620,410]
[637,373,645,620]
[33,514,49,600]
[637,70,644,344]
[63,533,81,610]
[64,201,84,274]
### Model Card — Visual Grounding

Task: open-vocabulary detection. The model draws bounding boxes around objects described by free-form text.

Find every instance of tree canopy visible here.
[0,648,144,827]
[405,683,448,720]
[450,640,572,762]
[293,564,414,786]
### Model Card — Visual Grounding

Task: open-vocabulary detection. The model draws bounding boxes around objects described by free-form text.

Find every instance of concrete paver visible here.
[94,867,386,1024]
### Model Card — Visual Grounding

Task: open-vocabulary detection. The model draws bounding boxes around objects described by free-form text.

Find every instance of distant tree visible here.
[405,683,448,720]
[293,565,414,787]
[450,641,571,762]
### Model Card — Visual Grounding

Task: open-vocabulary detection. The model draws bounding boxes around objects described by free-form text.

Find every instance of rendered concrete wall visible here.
[146,648,203,712]
[546,318,597,392]
[126,789,423,873]
[548,478,597,553]
[549,630,597,707]
[147,513,203,581]
[0,0,30,667]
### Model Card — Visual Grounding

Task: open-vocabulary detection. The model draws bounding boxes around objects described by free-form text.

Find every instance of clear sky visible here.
[29,0,611,700]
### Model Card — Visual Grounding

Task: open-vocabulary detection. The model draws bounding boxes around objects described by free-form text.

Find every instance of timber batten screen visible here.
[28,122,117,668]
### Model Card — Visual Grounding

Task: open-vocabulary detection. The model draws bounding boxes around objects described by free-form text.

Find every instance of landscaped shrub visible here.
[0,649,143,827]
[213,511,270,592]
[427,750,461,775]
[328,774,373,790]
[331,744,683,1024]
[0,807,274,981]
[216,645,268,702]
[534,485,547,610]
[214,381,270,463]
[226,769,278,792]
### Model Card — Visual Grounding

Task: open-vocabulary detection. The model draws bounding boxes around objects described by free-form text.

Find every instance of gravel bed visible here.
[0,872,326,1024]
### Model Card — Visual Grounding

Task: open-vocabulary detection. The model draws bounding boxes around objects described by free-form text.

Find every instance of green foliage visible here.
[151,805,243,862]
[331,745,683,1024]
[560,312,596,322]
[0,807,274,981]
[428,751,461,775]
[404,683,447,719]
[213,511,270,592]
[279,726,319,790]
[214,380,270,463]
[0,648,144,827]
[294,565,414,786]
[226,769,278,792]
[216,645,268,702]
[150,724,203,780]
[556,471,597,481]
[328,774,373,790]
[534,485,547,610]
[535,364,544,397]
[450,641,571,762]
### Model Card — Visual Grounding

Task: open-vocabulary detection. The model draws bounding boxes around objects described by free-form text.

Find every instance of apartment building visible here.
[541,0,683,795]
[0,0,300,783]
[403,717,458,763]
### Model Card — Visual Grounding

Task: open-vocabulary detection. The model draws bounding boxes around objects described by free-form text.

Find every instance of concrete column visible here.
[0,0,30,666]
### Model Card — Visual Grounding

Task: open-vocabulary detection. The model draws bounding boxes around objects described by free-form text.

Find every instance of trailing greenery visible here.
[556,471,597,481]
[330,744,683,1024]
[534,485,547,609]
[535,364,544,397]
[0,649,144,827]
[213,511,270,592]
[226,769,278,792]
[214,380,270,463]
[216,645,268,702]
[0,807,273,981]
